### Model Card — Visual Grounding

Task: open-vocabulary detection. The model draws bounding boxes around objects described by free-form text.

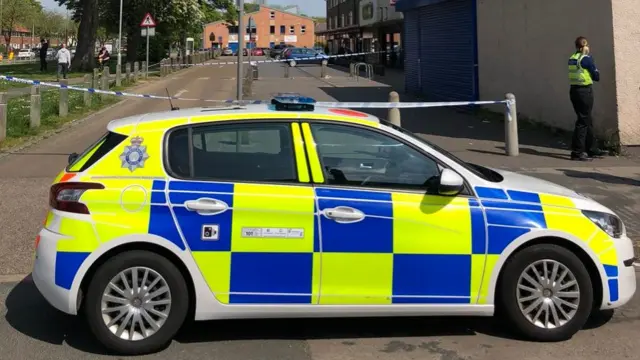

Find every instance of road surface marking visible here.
[174,89,188,97]
[197,77,209,80]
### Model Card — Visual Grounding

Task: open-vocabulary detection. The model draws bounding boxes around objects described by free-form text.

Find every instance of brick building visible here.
[202,5,316,53]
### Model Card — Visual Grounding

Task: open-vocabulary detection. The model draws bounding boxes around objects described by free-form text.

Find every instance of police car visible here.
[33,94,636,355]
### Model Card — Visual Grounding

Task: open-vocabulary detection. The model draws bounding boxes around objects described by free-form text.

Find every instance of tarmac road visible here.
[0,56,639,359]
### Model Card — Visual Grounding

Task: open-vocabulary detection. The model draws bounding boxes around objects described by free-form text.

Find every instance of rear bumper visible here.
[32,228,77,315]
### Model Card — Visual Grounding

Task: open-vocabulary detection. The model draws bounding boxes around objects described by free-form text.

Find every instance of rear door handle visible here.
[184,198,228,215]
[323,206,365,224]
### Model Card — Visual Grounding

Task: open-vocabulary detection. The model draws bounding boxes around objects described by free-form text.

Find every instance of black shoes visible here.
[587,148,607,158]
[571,149,607,161]
[571,152,593,161]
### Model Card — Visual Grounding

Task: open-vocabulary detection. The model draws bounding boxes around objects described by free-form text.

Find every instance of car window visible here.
[309,123,442,192]
[167,123,298,183]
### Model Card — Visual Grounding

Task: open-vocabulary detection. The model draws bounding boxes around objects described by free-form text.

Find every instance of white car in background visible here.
[17,49,35,60]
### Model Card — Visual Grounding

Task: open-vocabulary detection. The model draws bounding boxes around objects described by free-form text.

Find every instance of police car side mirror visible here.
[438,169,464,196]
[68,152,79,165]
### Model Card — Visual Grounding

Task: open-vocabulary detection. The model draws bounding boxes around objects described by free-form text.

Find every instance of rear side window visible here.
[166,123,297,183]
[67,131,128,172]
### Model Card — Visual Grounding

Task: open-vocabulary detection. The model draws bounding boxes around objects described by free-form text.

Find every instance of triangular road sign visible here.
[140,13,156,27]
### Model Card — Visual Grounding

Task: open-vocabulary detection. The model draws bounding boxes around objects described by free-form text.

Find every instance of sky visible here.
[40,0,326,17]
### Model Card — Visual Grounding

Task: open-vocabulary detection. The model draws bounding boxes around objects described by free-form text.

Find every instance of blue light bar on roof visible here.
[271,93,316,111]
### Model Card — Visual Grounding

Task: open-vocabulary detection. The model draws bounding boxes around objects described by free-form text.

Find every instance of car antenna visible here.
[166,88,180,111]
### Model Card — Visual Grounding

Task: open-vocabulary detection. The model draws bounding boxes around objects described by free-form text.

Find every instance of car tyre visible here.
[85,250,189,355]
[499,244,593,342]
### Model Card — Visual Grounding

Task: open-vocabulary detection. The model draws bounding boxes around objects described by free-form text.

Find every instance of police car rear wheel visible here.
[85,250,189,355]
[499,244,593,342]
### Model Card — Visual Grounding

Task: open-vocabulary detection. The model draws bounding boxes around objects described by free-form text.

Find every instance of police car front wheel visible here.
[84,250,189,355]
[499,243,593,342]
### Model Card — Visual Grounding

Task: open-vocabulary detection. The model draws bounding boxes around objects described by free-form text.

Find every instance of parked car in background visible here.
[222,47,233,56]
[46,48,56,60]
[269,44,294,59]
[251,48,264,56]
[282,47,330,67]
[17,49,35,60]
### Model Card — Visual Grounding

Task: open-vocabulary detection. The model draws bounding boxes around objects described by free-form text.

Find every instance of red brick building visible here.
[203,5,316,52]
[1,25,61,51]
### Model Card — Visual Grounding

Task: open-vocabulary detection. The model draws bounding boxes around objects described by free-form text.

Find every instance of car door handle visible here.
[323,206,365,223]
[184,198,228,215]
[360,162,374,169]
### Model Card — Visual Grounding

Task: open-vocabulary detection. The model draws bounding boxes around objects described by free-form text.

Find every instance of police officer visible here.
[568,36,605,161]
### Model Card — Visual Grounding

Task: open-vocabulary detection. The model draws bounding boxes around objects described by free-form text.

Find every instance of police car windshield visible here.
[380,120,504,183]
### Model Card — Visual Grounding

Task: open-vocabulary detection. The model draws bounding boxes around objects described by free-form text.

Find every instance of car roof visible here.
[107,104,381,133]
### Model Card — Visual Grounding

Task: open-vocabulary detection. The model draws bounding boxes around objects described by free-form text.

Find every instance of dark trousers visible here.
[40,57,47,71]
[570,85,596,155]
[57,63,69,80]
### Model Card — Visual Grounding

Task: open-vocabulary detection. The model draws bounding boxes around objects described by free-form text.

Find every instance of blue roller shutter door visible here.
[418,0,478,102]
[228,42,239,53]
[403,11,420,94]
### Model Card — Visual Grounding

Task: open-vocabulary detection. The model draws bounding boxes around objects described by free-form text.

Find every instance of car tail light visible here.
[49,182,104,214]
[34,235,41,250]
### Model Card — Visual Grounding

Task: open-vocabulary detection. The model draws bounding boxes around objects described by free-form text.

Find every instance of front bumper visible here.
[601,234,637,309]
[32,228,78,315]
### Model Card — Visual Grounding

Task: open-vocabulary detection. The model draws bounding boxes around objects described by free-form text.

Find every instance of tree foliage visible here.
[1,0,41,47]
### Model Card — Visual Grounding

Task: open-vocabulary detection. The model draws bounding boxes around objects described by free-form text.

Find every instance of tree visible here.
[55,0,98,70]
[1,0,41,48]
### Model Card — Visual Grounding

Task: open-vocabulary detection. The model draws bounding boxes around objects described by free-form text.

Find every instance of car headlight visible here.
[582,210,625,238]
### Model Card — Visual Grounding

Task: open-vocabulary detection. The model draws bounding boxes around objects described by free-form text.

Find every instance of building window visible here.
[334,16,338,29]
[270,25,275,34]
[301,25,306,34]
[289,25,295,34]
[348,11,353,26]
[270,11,275,19]
[340,14,345,28]
[228,26,238,34]
[280,25,285,34]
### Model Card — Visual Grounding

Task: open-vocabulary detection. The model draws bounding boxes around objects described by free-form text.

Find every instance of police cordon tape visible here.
[165,49,397,66]
[0,74,512,116]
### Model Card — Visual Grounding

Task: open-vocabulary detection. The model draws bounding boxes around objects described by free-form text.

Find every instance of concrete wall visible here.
[611,0,640,144]
[476,0,622,143]
[203,6,316,49]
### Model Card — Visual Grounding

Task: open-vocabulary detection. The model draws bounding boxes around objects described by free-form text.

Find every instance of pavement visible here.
[0,56,638,359]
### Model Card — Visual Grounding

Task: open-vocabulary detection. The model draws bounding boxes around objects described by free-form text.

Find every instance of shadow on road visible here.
[559,169,640,186]
[5,275,620,353]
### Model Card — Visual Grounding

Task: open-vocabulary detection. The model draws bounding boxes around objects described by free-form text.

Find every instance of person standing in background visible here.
[56,43,71,81]
[39,39,49,72]
[568,36,606,161]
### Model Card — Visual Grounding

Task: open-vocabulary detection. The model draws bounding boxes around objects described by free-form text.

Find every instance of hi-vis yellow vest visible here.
[568,53,593,86]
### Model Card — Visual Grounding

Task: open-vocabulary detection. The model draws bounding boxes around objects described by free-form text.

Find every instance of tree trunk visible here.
[126,27,139,62]
[71,0,100,71]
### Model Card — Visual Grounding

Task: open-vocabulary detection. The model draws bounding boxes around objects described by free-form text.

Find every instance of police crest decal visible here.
[120,136,150,172]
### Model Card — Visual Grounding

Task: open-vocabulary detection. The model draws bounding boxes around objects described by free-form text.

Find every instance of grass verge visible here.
[1,78,144,150]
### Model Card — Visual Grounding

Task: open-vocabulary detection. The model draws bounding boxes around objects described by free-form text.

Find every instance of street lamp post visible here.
[117,0,123,69]
[248,16,254,66]
[236,0,245,100]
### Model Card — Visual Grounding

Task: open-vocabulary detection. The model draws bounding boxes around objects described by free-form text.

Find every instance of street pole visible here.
[236,0,245,100]
[145,28,150,77]
[117,0,123,69]
[248,16,252,67]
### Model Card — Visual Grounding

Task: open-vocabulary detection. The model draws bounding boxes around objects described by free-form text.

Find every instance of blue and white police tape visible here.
[163,49,398,67]
[0,75,513,115]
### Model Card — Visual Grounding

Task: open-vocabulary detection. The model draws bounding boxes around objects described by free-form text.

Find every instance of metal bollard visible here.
[126,63,132,82]
[134,62,139,81]
[30,86,41,128]
[321,61,327,78]
[388,91,401,126]
[83,74,91,107]
[101,68,109,100]
[284,64,289,78]
[0,92,6,143]
[349,62,355,77]
[504,93,519,156]
[59,79,69,117]
[116,63,122,87]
